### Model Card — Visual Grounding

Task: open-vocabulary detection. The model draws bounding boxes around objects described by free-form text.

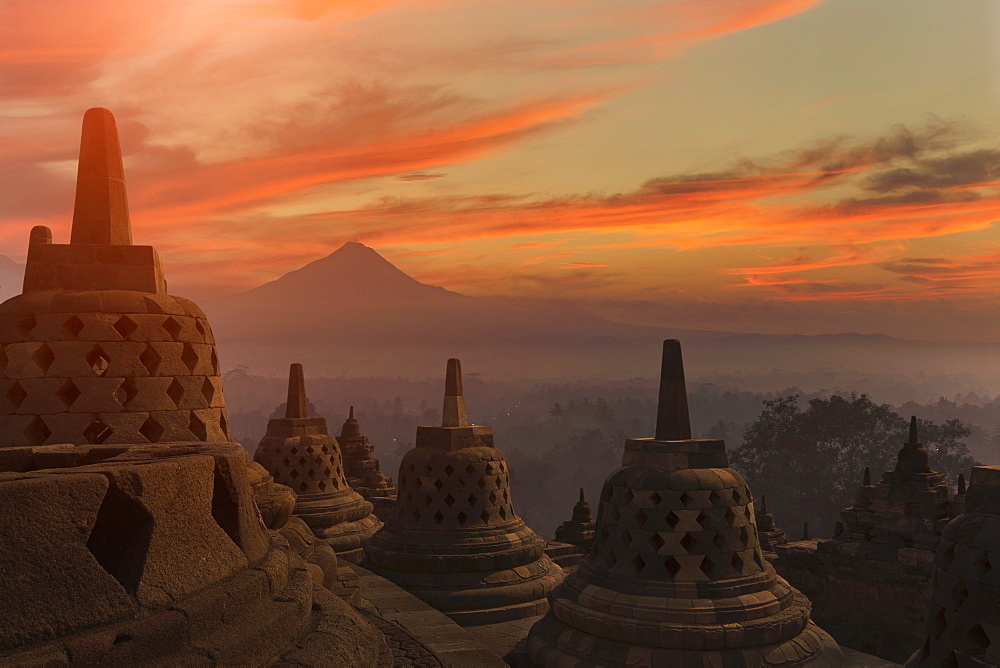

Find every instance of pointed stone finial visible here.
[655,339,692,441]
[761,494,768,513]
[579,488,585,503]
[908,415,919,444]
[958,473,966,495]
[802,521,810,540]
[863,466,871,486]
[70,108,132,246]
[285,363,308,419]
[29,226,52,245]
[896,415,931,473]
[442,358,468,427]
[349,405,355,420]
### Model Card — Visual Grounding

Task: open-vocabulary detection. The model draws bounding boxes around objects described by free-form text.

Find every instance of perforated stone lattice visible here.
[254,439,347,495]
[594,481,765,581]
[394,456,515,528]
[0,298,230,446]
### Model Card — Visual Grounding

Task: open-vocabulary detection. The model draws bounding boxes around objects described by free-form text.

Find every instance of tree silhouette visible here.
[731,393,978,538]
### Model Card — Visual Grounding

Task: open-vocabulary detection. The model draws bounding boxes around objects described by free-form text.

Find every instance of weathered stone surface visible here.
[526,340,841,666]
[365,359,564,626]
[906,465,1000,667]
[254,364,381,562]
[0,472,135,653]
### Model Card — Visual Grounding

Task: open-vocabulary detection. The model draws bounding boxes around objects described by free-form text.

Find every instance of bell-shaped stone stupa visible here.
[337,406,397,504]
[0,108,230,446]
[906,465,1000,667]
[364,358,564,625]
[253,363,381,562]
[525,340,841,666]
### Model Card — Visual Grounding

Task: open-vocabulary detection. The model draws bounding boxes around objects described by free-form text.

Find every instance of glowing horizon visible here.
[1,0,997,341]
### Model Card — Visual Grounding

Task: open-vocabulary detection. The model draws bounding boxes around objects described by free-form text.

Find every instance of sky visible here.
[1,0,998,341]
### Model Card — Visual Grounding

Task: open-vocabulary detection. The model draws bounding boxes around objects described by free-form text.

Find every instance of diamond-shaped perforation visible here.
[709,490,721,505]
[680,532,697,553]
[738,526,750,546]
[664,555,681,577]
[181,344,199,372]
[732,487,743,504]
[951,581,969,609]
[488,491,498,504]
[33,344,55,374]
[753,550,764,570]
[481,510,491,523]
[699,555,714,578]
[649,532,665,552]
[140,345,161,375]
[635,509,647,527]
[24,415,50,445]
[623,488,634,503]
[599,525,610,543]
[166,378,184,406]
[194,320,206,338]
[632,554,645,574]
[444,464,454,476]
[610,505,621,521]
[189,413,208,440]
[606,551,617,568]
[456,511,467,526]
[724,507,736,523]
[679,492,692,507]
[968,623,990,654]
[939,544,956,570]
[713,532,727,550]
[433,510,444,525]
[477,478,486,489]
[650,491,662,506]
[444,494,455,507]
[432,478,443,491]
[465,464,476,475]
[63,316,84,337]
[422,493,433,506]
[289,469,300,480]
[210,349,219,374]
[112,315,137,340]
[139,416,164,443]
[932,608,948,639]
[84,345,110,377]
[665,510,680,529]
[467,494,477,505]
[7,381,27,410]
[620,530,633,547]
[498,506,507,519]
[412,510,421,522]
[83,419,113,445]
[974,551,992,577]
[56,379,81,408]
[17,315,36,335]
[731,552,745,574]
[162,316,182,341]
[603,486,614,502]
[695,511,709,529]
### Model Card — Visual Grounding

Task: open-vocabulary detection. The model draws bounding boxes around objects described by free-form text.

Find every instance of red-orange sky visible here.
[1,0,998,340]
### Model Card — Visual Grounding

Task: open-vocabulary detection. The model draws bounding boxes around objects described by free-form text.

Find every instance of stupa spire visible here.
[285,363,308,419]
[70,108,132,246]
[441,358,468,427]
[654,339,692,441]
[908,415,919,444]
[896,415,931,473]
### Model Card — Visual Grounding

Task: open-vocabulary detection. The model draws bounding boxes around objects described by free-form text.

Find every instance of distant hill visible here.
[201,243,1000,383]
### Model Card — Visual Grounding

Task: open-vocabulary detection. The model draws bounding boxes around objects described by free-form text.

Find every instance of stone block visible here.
[0,472,136,653]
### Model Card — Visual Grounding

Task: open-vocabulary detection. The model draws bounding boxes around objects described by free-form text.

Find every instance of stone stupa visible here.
[363,358,564,625]
[906,464,1000,667]
[525,340,841,666]
[0,108,390,666]
[0,111,229,446]
[337,405,397,517]
[253,363,381,562]
[776,416,954,662]
[755,494,788,561]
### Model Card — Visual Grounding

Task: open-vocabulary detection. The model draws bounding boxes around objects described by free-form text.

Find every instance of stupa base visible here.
[526,614,842,667]
[365,555,565,626]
